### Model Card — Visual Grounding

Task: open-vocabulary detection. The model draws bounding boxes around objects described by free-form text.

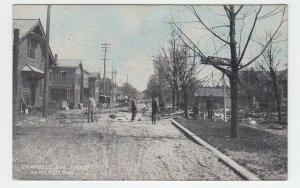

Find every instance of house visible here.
[82,71,100,104]
[88,72,100,103]
[13,19,56,110]
[194,87,231,108]
[49,59,83,109]
[82,70,90,104]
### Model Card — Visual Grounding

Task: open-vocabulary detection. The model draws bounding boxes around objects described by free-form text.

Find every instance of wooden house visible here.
[13,19,56,110]
[49,59,83,109]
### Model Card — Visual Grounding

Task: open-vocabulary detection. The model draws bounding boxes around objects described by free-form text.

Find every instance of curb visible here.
[170,118,261,181]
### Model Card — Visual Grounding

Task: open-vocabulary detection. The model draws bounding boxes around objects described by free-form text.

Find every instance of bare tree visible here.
[172,5,287,138]
[258,42,286,123]
[153,41,203,117]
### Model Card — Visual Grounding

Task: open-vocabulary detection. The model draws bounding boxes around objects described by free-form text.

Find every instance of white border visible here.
[1,0,300,188]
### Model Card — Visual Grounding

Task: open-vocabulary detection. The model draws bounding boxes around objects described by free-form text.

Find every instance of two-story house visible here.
[49,59,83,109]
[82,70,90,104]
[88,72,100,103]
[13,19,56,110]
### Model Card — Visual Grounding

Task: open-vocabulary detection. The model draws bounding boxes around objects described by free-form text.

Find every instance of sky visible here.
[13,5,288,91]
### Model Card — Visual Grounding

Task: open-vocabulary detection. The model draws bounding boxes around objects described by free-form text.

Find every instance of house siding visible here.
[49,64,83,109]
[16,37,45,109]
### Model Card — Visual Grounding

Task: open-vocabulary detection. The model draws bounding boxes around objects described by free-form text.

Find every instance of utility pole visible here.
[111,65,114,105]
[42,5,51,117]
[101,43,110,96]
[127,74,128,84]
[13,29,19,123]
[13,29,19,110]
[114,70,117,86]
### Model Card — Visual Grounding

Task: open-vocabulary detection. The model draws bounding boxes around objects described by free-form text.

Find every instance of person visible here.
[87,92,96,123]
[151,97,160,124]
[131,98,137,121]
[206,95,214,120]
[193,102,199,120]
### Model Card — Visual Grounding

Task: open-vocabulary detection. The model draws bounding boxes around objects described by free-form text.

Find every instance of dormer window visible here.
[27,38,38,59]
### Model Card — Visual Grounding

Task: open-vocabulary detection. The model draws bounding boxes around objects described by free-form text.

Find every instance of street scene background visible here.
[12,4,287,180]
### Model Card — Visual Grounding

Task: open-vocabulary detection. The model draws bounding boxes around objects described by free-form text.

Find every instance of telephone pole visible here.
[101,43,110,96]
[111,66,117,106]
[42,5,51,117]
[13,29,19,115]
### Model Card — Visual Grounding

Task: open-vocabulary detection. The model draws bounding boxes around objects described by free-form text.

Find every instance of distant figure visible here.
[131,98,137,121]
[206,95,214,120]
[87,93,96,123]
[151,97,160,124]
[193,102,199,120]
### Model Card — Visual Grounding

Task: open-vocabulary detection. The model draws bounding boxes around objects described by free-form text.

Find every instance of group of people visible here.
[192,95,214,120]
[86,91,161,124]
[86,91,214,123]
[130,96,160,124]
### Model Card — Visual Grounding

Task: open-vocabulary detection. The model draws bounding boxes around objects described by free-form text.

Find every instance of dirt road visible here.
[13,112,241,180]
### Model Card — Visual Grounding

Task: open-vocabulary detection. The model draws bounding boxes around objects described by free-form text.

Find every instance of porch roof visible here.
[22,65,44,74]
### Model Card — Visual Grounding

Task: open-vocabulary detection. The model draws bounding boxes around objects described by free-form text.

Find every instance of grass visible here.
[174,117,287,180]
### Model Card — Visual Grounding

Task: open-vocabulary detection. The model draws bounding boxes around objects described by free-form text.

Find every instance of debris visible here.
[197,160,207,167]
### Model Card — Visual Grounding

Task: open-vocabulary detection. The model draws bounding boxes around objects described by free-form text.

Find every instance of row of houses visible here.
[13,19,101,111]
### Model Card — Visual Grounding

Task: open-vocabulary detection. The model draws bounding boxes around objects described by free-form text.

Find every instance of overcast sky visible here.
[13,5,287,91]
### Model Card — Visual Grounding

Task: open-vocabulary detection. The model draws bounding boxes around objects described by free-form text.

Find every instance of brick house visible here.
[13,19,56,110]
[49,59,83,109]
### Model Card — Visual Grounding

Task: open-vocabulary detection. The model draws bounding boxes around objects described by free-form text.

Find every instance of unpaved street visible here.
[13,112,241,180]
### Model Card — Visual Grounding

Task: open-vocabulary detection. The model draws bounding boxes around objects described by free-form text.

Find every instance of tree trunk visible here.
[176,84,180,110]
[230,76,239,138]
[229,6,239,138]
[183,87,189,118]
[172,85,175,109]
[271,71,282,123]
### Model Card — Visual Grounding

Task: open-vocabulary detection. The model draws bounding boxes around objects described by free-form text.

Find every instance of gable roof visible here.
[56,59,83,68]
[88,72,100,79]
[13,19,41,40]
[13,19,57,65]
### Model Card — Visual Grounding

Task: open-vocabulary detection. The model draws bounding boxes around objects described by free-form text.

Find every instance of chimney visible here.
[55,54,58,61]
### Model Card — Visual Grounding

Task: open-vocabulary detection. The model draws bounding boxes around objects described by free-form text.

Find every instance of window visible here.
[27,39,38,59]
[66,89,70,99]
[61,72,66,82]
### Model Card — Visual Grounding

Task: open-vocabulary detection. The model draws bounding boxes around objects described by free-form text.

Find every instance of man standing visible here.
[206,95,214,120]
[87,92,96,123]
[131,98,137,121]
[151,97,160,124]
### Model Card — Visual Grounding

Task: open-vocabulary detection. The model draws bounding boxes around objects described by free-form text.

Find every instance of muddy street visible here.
[13,112,241,180]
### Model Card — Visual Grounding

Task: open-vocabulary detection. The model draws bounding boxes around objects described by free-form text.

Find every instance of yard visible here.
[174,117,287,180]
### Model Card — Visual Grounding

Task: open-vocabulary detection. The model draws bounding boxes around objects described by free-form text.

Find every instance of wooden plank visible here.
[170,119,261,181]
